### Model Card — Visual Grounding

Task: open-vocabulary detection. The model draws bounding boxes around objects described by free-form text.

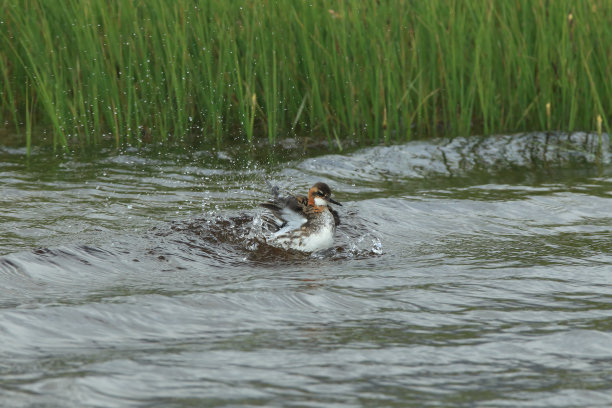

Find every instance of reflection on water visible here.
[0,133,611,407]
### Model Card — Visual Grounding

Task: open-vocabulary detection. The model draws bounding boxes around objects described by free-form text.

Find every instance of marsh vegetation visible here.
[1,0,610,152]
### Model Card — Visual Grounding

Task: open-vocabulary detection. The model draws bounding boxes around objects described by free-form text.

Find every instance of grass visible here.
[0,0,610,152]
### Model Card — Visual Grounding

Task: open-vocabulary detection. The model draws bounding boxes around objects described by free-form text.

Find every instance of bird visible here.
[260,182,342,252]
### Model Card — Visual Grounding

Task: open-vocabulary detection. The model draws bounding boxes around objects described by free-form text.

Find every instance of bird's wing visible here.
[260,195,309,233]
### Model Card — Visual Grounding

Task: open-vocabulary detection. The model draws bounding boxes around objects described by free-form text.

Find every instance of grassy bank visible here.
[1,0,610,152]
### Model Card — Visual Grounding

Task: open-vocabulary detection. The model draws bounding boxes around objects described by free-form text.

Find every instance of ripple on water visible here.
[0,133,612,407]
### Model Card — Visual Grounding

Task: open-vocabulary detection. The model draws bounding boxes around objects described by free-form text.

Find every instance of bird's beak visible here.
[327,197,342,206]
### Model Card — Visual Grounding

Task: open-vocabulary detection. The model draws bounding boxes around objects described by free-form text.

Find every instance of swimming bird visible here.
[260,182,342,252]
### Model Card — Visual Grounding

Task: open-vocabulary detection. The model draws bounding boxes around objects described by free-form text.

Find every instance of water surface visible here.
[1,133,611,407]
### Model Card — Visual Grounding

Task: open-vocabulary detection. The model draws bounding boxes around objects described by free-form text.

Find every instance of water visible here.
[1,132,611,407]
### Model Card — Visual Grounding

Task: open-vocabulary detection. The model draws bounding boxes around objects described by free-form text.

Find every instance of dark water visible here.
[1,133,611,407]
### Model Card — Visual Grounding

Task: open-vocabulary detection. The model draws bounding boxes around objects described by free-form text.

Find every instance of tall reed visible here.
[1,0,610,151]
